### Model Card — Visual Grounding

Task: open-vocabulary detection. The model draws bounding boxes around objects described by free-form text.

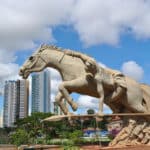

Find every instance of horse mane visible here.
[38,44,92,59]
[39,44,63,52]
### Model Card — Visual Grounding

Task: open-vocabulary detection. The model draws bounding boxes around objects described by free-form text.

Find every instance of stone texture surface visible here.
[19,45,150,115]
[19,45,150,147]
[110,117,150,146]
[0,145,17,150]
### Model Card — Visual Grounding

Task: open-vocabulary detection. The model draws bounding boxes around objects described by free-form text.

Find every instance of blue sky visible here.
[0,0,150,125]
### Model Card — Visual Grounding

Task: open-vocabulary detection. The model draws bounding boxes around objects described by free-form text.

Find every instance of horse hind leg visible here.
[142,98,150,112]
[55,92,69,115]
[135,104,147,113]
[97,84,104,115]
[129,102,147,113]
[106,102,121,113]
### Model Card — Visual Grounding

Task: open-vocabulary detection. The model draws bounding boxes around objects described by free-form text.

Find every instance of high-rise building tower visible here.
[3,80,29,127]
[31,70,50,113]
[16,80,29,119]
[3,81,17,127]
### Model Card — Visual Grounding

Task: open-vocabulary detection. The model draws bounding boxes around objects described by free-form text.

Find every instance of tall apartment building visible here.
[31,70,50,113]
[3,81,17,127]
[16,80,29,118]
[3,80,29,127]
[0,110,2,128]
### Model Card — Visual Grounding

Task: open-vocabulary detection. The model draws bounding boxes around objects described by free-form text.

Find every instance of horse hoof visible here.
[67,112,74,121]
[97,112,104,116]
[67,112,74,116]
[72,102,78,111]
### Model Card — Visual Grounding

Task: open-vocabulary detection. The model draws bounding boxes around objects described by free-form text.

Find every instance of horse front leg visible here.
[58,77,89,113]
[58,81,78,112]
[55,92,69,115]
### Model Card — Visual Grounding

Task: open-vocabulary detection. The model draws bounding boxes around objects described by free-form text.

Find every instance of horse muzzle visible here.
[19,67,29,79]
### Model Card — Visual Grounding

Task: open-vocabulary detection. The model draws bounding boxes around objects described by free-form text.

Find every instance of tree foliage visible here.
[0,128,10,144]
[10,112,83,145]
[8,112,109,146]
[87,109,95,114]
[10,129,29,146]
[11,112,55,145]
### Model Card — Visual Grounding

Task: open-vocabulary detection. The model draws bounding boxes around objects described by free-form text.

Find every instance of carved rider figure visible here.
[105,68,127,103]
[65,49,127,112]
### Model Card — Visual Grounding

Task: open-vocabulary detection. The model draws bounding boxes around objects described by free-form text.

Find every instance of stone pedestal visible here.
[110,117,150,146]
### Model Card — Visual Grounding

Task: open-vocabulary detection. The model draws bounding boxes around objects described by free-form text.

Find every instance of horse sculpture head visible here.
[19,44,48,79]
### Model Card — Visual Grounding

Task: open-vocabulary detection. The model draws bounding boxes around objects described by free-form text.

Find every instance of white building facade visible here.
[31,70,50,113]
[3,80,29,127]
[3,81,17,127]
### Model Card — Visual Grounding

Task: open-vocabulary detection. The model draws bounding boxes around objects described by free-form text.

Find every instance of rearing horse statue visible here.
[19,45,150,115]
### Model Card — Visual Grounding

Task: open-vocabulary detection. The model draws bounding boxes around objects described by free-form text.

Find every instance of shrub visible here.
[10,129,29,146]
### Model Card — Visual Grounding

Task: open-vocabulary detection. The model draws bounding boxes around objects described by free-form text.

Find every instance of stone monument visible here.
[19,44,150,146]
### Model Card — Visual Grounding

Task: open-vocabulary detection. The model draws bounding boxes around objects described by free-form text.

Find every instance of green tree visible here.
[87,109,95,114]
[98,116,108,130]
[13,112,54,144]
[0,128,10,144]
[11,112,85,145]
[68,130,83,144]
[10,129,29,146]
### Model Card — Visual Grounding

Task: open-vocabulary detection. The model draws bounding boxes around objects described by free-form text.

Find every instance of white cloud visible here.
[77,95,112,114]
[0,63,20,95]
[98,62,107,68]
[47,68,62,113]
[0,0,75,51]
[51,94,56,103]
[0,0,150,52]
[51,79,61,94]
[49,68,62,94]
[71,0,150,46]
[0,63,19,79]
[121,61,144,81]
[0,50,17,63]
[77,95,98,109]
[49,68,62,81]
[103,105,112,114]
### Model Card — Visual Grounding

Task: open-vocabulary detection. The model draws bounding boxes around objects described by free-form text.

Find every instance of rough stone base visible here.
[109,117,150,146]
[0,145,17,150]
